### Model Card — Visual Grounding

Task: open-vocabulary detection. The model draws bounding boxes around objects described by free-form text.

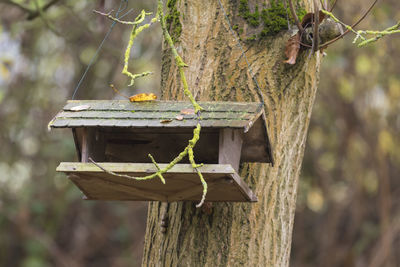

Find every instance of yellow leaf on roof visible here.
[129,93,157,102]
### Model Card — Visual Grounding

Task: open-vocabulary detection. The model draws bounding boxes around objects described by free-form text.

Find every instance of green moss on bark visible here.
[165,0,182,42]
[238,0,307,37]
[239,0,261,27]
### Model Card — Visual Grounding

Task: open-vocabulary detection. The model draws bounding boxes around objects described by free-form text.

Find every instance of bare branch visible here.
[93,9,153,25]
[319,0,328,10]
[312,0,320,52]
[320,0,379,49]
[358,21,400,47]
[329,0,338,12]
[288,0,304,32]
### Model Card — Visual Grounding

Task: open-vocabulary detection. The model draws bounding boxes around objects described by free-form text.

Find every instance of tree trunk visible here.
[143,0,320,266]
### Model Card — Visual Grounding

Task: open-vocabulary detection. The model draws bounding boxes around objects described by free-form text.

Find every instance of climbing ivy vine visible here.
[94,0,207,207]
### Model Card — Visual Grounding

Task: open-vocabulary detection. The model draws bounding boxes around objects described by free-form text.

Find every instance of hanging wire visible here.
[216,0,265,108]
[71,0,129,99]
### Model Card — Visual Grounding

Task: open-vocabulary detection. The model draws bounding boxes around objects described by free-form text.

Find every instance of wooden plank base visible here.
[57,163,257,202]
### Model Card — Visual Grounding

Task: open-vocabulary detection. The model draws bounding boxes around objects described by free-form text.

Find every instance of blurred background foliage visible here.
[292,0,400,266]
[0,0,398,266]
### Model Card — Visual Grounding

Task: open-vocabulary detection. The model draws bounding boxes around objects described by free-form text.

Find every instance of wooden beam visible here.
[76,174,168,201]
[57,162,235,173]
[167,180,221,201]
[80,128,105,163]
[230,172,258,202]
[105,130,218,164]
[241,116,272,163]
[81,128,89,162]
[219,128,243,172]
[72,129,82,162]
[57,163,255,202]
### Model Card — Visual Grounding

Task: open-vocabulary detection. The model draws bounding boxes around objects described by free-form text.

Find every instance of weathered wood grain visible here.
[64,100,261,113]
[219,128,243,172]
[57,162,256,202]
[142,0,320,266]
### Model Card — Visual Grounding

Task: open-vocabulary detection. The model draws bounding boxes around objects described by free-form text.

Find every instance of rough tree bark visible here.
[143,0,320,266]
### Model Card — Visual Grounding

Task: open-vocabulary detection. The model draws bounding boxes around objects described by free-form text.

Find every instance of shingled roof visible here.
[49,100,273,163]
[49,100,266,131]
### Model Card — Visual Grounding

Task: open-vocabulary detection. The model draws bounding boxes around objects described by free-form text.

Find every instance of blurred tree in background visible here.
[0,1,160,266]
[0,0,398,266]
[292,0,400,266]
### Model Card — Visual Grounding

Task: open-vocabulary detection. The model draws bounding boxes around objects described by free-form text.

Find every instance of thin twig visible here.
[89,141,188,182]
[110,84,130,99]
[157,0,203,113]
[329,0,338,12]
[298,22,314,48]
[123,11,158,86]
[312,0,319,52]
[71,0,128,99]
[90,1,207,206]
[358,21,400,47]
[158,0,207,207]
[93,9,153,25]
[320,0,379,49]
[319,0,328,10]
[89,157,164,182]
[148,154,166,184]
[95,8,158,86]
[299,41,312,48]
[88,124,203,201]
[288,0,304,32]
[321,9,366,40]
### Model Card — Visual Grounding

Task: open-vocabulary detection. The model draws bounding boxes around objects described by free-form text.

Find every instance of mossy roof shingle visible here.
[49,100,265,132]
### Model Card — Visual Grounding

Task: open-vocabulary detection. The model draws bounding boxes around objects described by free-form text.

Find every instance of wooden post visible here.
[81,128,105,163]
[218,128,243,172]
[81,128,89,163]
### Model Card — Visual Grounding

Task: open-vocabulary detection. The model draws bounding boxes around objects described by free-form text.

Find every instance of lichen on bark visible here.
[165,0,182,42]
[143,0,321,266]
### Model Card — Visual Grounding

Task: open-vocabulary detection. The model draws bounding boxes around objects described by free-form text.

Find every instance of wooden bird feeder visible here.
[49,100,273,202]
